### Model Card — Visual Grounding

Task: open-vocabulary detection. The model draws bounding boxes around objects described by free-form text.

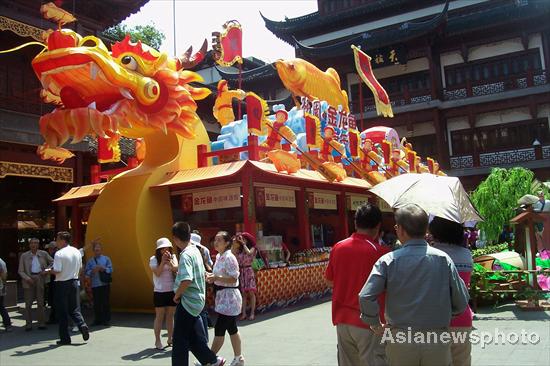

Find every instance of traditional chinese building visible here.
[262,0,550,190]
[0,0,148,276]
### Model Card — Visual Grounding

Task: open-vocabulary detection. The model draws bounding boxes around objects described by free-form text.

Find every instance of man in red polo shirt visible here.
[326,203,389,366]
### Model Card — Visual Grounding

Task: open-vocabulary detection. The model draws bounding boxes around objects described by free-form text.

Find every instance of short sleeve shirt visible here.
[149,254,177,293]
[53,246,82,281]
[326,233,389,329]
[213,250,242,316]
[173,245,205,317]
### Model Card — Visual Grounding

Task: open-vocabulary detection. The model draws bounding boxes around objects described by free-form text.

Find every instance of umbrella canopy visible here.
[370,173,483,224]
[517,194,539,206]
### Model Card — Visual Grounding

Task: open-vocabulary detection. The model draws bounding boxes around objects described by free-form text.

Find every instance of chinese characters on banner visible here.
[301,96,360,157]
[184,187,242,212]
[263,187,296,208]
[308,192,337,210]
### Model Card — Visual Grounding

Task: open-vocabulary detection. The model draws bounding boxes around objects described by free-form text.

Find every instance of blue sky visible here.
[124,0,318,63]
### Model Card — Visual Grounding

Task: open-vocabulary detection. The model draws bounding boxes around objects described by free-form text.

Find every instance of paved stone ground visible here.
[0,299,548,366]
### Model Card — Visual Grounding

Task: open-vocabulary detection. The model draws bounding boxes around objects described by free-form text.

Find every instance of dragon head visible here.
[32,29,210,148]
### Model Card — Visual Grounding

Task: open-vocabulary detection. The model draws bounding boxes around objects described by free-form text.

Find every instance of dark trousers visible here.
[172,304,217,366]
[47,281,56,322]
[199,307,209,342]
[0,295,11,327]
[55,279,86,343]
[92,285,111,324]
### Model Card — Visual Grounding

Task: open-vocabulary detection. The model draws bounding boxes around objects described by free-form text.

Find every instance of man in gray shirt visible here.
[359,204,469,366]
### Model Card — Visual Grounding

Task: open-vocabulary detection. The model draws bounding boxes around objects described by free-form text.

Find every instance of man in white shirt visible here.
[48,231,89,345]
[18,238,53,330]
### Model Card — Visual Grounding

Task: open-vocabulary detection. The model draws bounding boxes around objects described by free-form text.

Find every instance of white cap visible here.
[190,233,201,246]
[156,237,172,250]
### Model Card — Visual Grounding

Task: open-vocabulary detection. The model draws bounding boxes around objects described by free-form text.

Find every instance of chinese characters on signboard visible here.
[186,187,241,211]
[368,45,407,68]
[348,195,371,211]
[263,187,296,208]
[308,192,337,210]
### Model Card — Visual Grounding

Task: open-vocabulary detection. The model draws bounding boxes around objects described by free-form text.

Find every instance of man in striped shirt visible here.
[171,222,225,366]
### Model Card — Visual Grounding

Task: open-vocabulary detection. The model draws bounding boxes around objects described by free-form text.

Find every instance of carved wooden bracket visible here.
[0,16,44,42]
[521,32,529,51]
[0,161,73,183]
[461,43,469,63]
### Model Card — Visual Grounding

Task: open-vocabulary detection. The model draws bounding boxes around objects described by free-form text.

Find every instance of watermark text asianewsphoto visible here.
[381,327,540,349]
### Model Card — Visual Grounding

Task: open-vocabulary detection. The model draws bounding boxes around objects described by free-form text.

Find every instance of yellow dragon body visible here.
[32,29,210,310]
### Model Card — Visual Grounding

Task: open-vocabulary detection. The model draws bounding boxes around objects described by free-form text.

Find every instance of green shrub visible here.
[472,243,509,258]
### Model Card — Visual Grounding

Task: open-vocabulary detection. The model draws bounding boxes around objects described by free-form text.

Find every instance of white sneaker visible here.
[212,357,226,366]
[199,357,226,366]
[229,355,245,366]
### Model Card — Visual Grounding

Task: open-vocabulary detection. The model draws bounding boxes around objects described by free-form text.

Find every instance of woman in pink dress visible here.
[233,232,258,321]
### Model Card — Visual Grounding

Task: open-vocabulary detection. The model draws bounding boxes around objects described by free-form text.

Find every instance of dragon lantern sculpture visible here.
[31,12,210,308]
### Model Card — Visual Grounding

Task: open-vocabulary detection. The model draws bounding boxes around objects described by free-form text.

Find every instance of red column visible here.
[242,166,256,236]
[90,165,100,184]
[297,188,311,249]
[338,191,349,240]
[197,144,208,167]
[248,135,260,161]
[71,203,82,248]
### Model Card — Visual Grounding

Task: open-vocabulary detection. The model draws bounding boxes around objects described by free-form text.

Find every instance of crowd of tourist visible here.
[0,201,482,366]
[328,203,471,366]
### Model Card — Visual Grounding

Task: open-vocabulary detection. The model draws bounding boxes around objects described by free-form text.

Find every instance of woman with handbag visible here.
[84,241,113,327]
[206,231,244,366]
[232,232,259,321]
[149,238,178,350]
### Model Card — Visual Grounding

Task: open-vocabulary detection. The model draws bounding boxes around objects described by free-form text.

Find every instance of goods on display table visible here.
[289,247,331,265]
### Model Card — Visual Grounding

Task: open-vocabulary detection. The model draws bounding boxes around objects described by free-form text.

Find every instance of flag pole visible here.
[238,61,243,120]
[172,0,176,56]
[359,80,364,131]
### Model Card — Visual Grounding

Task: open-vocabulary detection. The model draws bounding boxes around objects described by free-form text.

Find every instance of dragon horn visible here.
[177,39,207,70]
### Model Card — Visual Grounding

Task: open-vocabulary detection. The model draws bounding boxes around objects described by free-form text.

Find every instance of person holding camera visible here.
[233,232,258,321]
[150,237,179,350]
[84,241,113,327]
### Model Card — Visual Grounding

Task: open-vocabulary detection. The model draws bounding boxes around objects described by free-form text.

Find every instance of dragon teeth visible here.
[119,88,134,100]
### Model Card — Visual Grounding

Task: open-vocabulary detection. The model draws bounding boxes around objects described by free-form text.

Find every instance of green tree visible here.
[101,23,165,50]
[470,167,547,244]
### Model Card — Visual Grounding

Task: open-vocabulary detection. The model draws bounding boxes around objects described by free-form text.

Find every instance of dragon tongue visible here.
[59,86,88,109]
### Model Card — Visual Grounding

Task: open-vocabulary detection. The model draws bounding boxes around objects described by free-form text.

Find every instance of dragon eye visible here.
[121,55,138,71]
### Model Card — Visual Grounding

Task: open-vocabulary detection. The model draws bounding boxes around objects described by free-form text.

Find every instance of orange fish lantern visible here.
[267,150,301,174]
[275,59,349,113]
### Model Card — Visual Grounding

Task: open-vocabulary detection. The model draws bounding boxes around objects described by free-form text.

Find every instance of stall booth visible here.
[153,159,373,311]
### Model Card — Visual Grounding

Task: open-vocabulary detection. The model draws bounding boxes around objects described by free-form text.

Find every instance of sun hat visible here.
[240,232,256,247]
[156,237,172,250]
[190,233,201,246]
